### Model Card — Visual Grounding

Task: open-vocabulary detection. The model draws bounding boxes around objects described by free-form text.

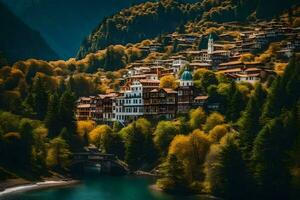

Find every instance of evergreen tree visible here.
[252,118,291,199]
[22,92,35,117]
[212,137,252,200]
[45,93,61,138]
[124,119,157,170]
[125,123,145,170]
[158,154,189,193]
[284,57,300,108]
[32,76,49,120]
[227,89,246,122]
[262,56,300,122]
[46,137,71,170]
[225,82,238,119]
[239,84,267,158]
[57,79,66,96]
[58,90,77,148]
[19,120,34,169]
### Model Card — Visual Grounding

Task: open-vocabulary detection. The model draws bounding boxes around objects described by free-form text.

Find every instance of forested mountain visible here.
[0,0,156,59]
[0,2,58,64]
[77,0,298,59]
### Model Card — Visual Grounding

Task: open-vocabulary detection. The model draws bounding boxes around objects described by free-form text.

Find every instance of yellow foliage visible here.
[89,125,112,148]
[169,135,190,157]
[240,53,254,62]
[77,120,96,138]
[275,62,288,74]
[255,43,280,63]
[169,130,211,182]
[160,75,178,89]
[46,137,71,170]
[208,124,230,143]
[203,112,225,133]
[189,108,206,130]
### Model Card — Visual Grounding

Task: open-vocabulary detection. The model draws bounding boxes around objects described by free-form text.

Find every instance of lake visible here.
[4,169,216,200]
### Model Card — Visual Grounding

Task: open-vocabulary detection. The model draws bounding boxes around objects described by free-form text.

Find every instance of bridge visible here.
[71,146,129,175]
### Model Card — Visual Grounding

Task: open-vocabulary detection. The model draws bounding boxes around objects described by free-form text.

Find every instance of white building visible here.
[114,80,144,124]
[208,33,214,54]
[235,73,261,83]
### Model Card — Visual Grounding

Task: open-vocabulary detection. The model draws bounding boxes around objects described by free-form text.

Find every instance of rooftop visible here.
[181,70,193,81]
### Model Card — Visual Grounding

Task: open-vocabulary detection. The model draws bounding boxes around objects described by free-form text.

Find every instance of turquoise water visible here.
[4,175,205,200]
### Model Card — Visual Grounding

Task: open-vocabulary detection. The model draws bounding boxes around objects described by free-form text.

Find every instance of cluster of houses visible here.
[77,69,206,124]
[76,20,299,124]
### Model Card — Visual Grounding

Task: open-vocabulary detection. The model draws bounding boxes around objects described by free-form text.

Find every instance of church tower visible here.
[207,33,214,54]
[180,69,193,87]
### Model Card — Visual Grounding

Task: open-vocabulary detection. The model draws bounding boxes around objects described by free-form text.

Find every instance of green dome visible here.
[181,70,193,81]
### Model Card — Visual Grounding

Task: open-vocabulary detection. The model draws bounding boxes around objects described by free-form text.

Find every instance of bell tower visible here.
[208,34,214,54]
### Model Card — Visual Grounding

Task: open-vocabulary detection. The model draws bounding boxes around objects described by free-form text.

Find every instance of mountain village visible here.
[76,20,300,125]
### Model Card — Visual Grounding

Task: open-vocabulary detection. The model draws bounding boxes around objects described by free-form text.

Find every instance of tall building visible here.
[114,80,144,124]
[208,33,214,54]
[177,69,194,114]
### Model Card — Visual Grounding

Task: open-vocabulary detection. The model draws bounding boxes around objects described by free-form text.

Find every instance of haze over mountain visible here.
[0,0,199,59]
[0,1,58,64]
[0,0,157,59]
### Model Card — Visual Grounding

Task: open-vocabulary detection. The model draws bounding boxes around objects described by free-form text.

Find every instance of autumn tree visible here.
[208,124,230,143]
[157,154,189,193]
[89,125,112,151]
[168,131,211,188]
[154,121,179,157]
[189,108,206,130]
[77,120,95,146]
[160,75,178,89]
[46,137,71,170]
[203,112,225,133]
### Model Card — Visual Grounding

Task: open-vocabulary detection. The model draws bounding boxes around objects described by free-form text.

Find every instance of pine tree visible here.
[262,56,300,122]
[57,79,66,96]
[125,123,144,170]
[252,118,291,199]
[227,89,246,122]
[45,93,61,138]
[239,84,267,158]
[213,137,252,200]
[58,90,77,148]
[159,154,189,193]
[19,120,34,169]
[32,76,49,120]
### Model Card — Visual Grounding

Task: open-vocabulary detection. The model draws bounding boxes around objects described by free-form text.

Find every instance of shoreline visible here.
[0,179,79,198]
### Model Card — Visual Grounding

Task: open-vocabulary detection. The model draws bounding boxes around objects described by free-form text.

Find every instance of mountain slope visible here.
[77,0,298,59]
[77,0,201,59]
[0,0,153,59]
[0,2,58,64]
